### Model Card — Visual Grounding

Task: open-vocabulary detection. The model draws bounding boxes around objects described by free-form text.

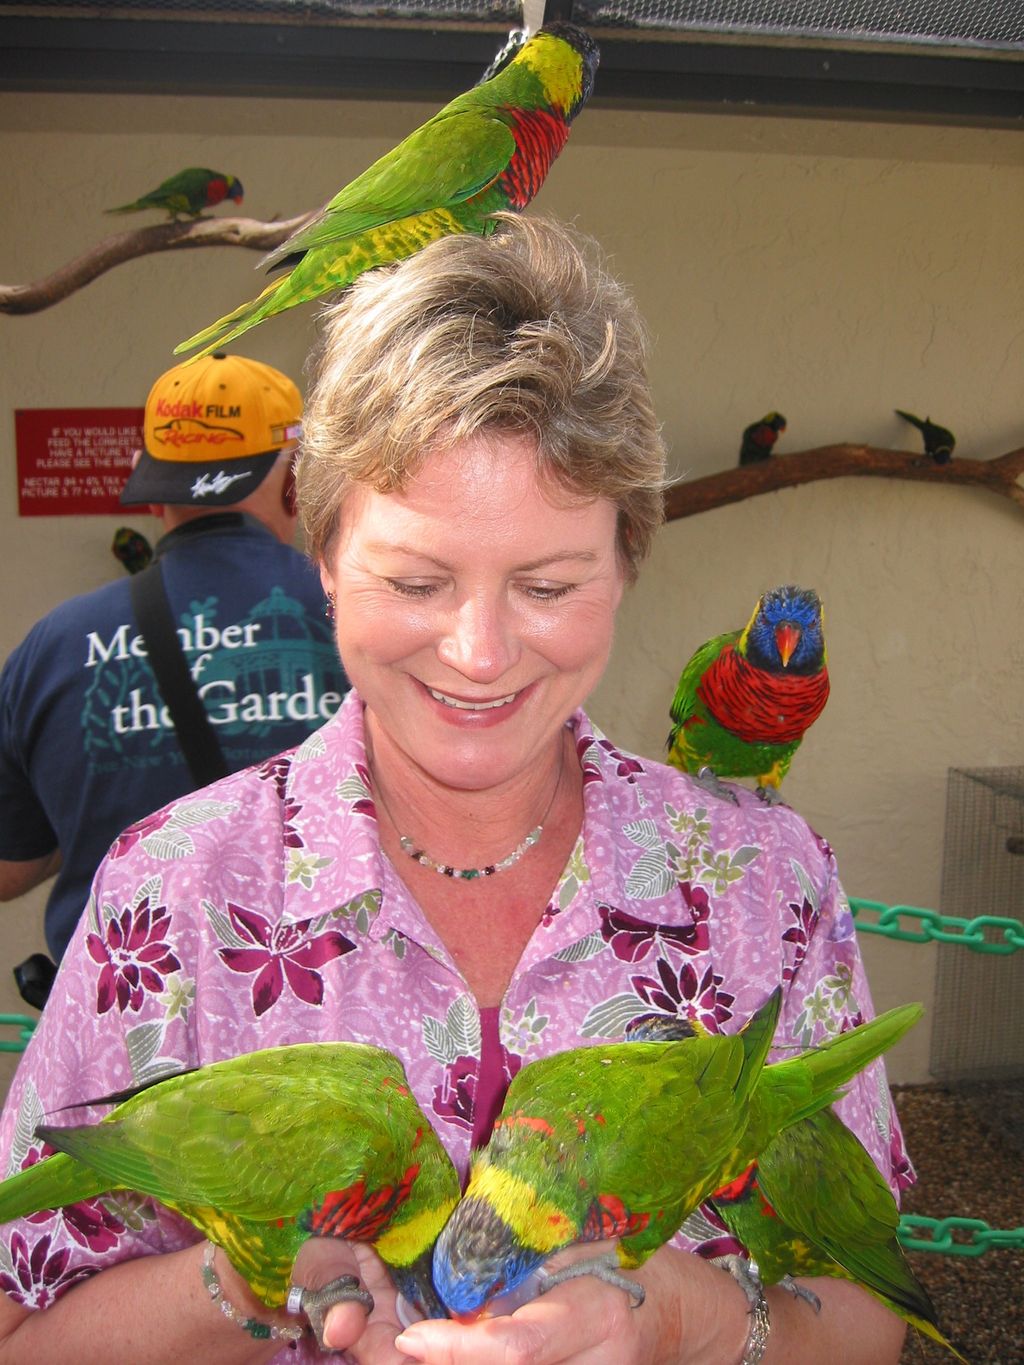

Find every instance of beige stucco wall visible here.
[1,87,1021,1089]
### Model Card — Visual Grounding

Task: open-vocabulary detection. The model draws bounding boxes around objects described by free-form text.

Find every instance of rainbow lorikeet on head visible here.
[739,411,787,466]
[431,991,921,1319]
[0,1042,459,1344]
[174,23,599,362]
[708,1107,966,1360]
[106,168,244,220]
[895,409,955,465]
[666,584,829,803]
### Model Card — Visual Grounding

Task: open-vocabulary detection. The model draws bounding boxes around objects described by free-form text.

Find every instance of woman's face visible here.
[321,430,625,793]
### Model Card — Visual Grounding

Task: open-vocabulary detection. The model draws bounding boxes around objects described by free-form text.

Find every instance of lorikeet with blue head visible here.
[0,1042,459,1344]
[739,412,787,466]
[666,584,829,804]
[431,990,921,1319]
[174,23,599,361]
[106,168,244,220]
[895,409,956,465]
[708,1106,966,1360]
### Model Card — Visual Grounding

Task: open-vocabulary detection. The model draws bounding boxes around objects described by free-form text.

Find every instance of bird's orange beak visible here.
[450,1307,488,1325]
[775,623,801,667]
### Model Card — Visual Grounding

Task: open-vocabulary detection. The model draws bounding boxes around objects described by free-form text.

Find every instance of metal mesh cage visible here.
[3,0,1023,52]
[929,767,1024,1086]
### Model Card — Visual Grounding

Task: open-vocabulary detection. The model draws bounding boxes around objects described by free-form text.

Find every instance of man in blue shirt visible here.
[0,353,349,969]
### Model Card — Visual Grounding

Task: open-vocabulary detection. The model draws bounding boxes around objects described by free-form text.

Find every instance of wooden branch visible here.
[0,212,317,315]
[664,444,1024,521]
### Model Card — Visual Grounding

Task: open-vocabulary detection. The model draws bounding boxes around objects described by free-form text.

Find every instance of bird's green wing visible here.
[262,112,515,266]
[668,631,736,733]
[756,1110,948,1336]
[35,1043,450,1221]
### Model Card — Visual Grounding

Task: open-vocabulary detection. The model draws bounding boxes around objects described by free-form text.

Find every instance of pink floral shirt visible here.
[0,690,913,1361]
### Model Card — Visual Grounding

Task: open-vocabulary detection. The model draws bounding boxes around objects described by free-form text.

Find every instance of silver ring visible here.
[285,1284,306,1317]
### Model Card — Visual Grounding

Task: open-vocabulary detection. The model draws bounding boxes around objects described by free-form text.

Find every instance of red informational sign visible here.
[15,407,145,516]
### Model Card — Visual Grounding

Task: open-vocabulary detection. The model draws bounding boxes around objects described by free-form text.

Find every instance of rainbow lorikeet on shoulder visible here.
[111,526,153,574]
[666,584,829,803]
[431,991,921,1319]
[895,409,955,465]
[0,1042,459,1344]
[708,1107,966,1360]
[174,23,599,361]
[106,168,244,220]
[739,411,786,465]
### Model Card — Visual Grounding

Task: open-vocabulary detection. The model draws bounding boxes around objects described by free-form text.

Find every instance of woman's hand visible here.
[390,1241,748,1365]
[291,1238,413,1363]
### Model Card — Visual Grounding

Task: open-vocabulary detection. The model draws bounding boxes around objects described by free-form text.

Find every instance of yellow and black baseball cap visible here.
[120,352,302,507]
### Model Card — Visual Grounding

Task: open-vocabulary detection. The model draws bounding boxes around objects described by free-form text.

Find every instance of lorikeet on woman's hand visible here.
[175,23,599,361]
[106,168,244,220]
[431,992,921,1319]
[0,1043,459,1342]
[666,584,829,802]
[709,1106,966,1360]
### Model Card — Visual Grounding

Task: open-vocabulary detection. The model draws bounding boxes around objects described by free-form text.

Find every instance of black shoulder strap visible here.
[129,560,229,787]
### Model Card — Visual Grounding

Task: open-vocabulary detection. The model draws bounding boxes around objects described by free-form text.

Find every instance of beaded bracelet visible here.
[201,1242,305,1344]
[739,1285,771,1365]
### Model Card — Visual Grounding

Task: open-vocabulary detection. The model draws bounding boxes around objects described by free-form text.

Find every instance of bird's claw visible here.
[694,766,740,805]
[292,1275,375,1353]
[754,783,783,806]
[718,1254,764,1308]
[779,1274,821,1312]
[536,1252,646,1309]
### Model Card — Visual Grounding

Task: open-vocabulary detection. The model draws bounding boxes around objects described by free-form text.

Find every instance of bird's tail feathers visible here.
[767,1003,922,1128]
[0,1148,109,1223]
[174,275,289,362]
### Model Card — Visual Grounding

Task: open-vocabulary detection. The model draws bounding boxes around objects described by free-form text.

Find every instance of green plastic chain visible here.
[0,1014,37,1053]
[898,1214,1024,1257]
[849,897,1024,954]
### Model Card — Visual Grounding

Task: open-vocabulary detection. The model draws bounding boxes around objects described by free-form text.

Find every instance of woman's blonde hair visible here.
[298,214,666,581]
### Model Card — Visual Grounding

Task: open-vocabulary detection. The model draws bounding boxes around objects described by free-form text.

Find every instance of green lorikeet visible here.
[895,409,956,465]
[174,22,599,362]
[709,1107,966,1360]
[666,584,829,801]
[0,1042,459,1340]
[739,411,787,466]
[431,991,921,1318]
[106,168,244,220]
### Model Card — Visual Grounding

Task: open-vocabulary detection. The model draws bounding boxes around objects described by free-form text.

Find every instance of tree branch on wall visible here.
[664,445,1024,521]
[3,220,1023,521]
[0,213,315,315]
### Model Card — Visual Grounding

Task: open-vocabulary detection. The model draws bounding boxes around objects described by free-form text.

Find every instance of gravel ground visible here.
[892,1083,1023,1364]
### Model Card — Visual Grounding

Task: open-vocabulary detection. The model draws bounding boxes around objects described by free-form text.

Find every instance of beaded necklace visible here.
[371,743,565,882]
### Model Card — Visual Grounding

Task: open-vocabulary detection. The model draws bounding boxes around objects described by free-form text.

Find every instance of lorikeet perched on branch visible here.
[106,168,244,220]
[895,409,956,465]
[431,991,921,1318]
[174,23,599,361]
[739,411,787,465]
[709,1107,966,1360]
[666,584,829,802]
[0,1043,459,1343]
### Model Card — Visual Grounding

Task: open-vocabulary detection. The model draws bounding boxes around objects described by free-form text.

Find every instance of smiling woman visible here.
[0,216,910,1365]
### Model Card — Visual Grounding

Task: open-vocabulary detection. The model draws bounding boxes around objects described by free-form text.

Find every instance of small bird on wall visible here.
[738,411,787,466]
[894,409,956,465]
[106,168,244,220]
[666,584,830,803]
[174,23,600,362]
